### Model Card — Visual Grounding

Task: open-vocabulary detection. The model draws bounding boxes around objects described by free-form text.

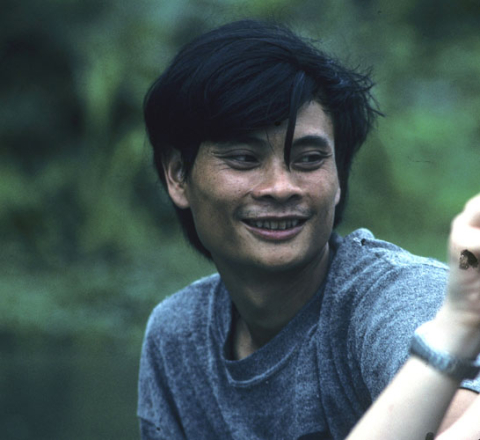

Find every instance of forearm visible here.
[346,356,458,439]
[347,194,480,439]
[437,393,480,439]
[346,315,480,440]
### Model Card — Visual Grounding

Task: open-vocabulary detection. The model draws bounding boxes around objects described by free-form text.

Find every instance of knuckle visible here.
[464,193,480,213]
[451,214,463,231]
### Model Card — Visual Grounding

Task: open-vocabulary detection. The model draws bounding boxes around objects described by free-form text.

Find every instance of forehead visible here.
[210,101,334,151]
[271,101,334,150]
[285,101,333,138]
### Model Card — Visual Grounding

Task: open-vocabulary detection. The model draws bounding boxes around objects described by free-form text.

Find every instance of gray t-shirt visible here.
[138,229,480,439]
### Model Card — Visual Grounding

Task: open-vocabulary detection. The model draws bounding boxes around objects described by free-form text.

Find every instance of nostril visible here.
[252,173,302,202]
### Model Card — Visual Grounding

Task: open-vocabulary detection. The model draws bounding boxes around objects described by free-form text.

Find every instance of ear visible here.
[334,185,341,206]
[163,149,190,209]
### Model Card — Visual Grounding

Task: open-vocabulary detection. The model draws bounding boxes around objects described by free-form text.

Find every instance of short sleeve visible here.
[139,417,165,440]
[137,311,186,439]
[353,263,448,399]
[353,261,480,397]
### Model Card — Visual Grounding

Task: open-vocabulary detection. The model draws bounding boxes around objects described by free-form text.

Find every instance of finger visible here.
[450,227,480,254]
[449,219,480,266]
[463,193,480,227]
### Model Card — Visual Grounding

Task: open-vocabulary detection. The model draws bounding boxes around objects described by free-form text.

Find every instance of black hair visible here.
[144,19,381,259]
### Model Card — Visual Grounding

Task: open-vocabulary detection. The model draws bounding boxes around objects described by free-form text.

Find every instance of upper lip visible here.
[242,215,308,221]
[241,215,310,224]
[241,216,307,232]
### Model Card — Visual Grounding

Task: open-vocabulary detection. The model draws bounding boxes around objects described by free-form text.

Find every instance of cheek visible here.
[305,173,339,201]
[188,182,235,239]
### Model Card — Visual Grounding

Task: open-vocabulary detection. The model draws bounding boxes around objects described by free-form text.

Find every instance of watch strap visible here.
[409,328,480,381]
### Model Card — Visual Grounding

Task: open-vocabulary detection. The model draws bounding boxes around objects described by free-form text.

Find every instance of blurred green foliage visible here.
[1,0,479,438]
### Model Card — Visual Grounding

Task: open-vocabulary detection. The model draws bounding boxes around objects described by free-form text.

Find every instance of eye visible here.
[223,153,259,170]
[230,154,257,163]
[292,152,328,170]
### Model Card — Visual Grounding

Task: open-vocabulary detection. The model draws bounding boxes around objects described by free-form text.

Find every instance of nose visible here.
[251,161,303,203]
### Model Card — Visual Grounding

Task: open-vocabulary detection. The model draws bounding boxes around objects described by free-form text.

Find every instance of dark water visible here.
[0,345,140,440]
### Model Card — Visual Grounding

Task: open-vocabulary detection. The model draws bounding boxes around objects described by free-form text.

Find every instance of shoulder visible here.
[329,228,448,294]
[325,228,449,351]
[320,230,450,400]
[143,273,221,346]
[323,228,449,331]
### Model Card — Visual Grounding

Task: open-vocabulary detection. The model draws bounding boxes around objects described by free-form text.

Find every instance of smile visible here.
[243,219,303,230]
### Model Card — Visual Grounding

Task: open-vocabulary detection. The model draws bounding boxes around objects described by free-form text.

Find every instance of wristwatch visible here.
[409,327,480,381]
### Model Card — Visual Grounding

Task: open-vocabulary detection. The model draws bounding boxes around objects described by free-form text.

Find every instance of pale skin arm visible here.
[437,390,480,439]
[346,193,480,440]
[437,388,477,433]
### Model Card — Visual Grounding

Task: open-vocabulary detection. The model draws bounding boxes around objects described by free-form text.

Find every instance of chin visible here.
[250,252,313,273]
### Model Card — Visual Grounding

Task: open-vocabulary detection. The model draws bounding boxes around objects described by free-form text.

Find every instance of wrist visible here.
[421,313,480,359]
[410,321,480,381]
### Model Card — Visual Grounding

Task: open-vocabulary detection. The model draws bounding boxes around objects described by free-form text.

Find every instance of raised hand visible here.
[443,194,480,336]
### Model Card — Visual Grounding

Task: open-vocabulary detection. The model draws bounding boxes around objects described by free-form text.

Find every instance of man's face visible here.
[168,101,340,273]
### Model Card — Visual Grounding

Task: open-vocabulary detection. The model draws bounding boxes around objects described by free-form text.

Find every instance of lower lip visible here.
[242,221,305,241]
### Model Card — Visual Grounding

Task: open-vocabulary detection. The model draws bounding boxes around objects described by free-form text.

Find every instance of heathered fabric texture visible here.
[138,229,480,439]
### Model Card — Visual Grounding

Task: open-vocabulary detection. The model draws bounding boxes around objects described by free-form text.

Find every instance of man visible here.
[138,20,480,439]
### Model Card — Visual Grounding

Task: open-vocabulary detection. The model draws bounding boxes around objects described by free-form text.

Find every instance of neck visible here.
[216,246,330,360]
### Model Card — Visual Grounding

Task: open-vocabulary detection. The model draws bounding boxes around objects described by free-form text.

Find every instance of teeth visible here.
[248,219,301,230]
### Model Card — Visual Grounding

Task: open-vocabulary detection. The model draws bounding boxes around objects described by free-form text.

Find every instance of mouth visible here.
[242,218,305,230]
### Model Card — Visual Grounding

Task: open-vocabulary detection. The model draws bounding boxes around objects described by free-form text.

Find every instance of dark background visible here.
[1,0,479,438]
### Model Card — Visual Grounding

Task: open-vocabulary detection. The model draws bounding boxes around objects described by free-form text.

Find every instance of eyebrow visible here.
[218,134,333,150]
[291,134,332,149]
